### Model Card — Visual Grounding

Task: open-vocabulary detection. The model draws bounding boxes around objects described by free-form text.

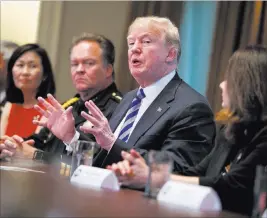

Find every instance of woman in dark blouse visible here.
[108,45,267,215]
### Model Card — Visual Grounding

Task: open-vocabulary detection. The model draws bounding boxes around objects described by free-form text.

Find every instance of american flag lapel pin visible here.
[157,107,162,112]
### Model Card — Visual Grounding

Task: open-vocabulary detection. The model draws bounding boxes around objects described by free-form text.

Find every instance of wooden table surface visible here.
[0,158,247,217]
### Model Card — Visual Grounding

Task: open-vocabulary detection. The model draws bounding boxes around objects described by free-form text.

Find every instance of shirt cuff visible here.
[63,131,80,152]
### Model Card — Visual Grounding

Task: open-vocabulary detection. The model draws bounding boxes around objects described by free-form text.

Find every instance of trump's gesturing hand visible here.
[80,100,116,151]
[33,94,76,144]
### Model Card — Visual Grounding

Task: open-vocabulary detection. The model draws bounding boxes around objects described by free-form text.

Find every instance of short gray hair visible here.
[70,33,115,68]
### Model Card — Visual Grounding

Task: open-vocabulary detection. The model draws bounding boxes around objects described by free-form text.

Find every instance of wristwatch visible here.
[32,149,45,161]
[32,149,56,163]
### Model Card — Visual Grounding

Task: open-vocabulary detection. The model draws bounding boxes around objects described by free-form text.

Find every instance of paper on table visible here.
[70,165,120,191]
[0,166,45,174]
[157,180,222,212]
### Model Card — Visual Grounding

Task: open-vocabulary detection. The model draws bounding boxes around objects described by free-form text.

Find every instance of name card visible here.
[157,181,222,212]
[70,165,120,191]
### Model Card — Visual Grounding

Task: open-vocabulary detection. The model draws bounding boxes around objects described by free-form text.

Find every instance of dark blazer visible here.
[94,74,216,172]
[182,123,267,215]
[30,83,122,156]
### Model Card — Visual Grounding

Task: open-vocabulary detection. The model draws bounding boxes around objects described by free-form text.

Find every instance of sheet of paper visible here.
[70,165,120,191]
[157,180,221,212]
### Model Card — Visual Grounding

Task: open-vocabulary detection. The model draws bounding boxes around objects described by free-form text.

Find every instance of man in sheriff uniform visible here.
[0,33,122,161]
[32,84,121,155]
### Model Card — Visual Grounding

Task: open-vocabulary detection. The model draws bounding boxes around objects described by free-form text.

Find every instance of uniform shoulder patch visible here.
[111,92,122,102]
[62,97,79,109]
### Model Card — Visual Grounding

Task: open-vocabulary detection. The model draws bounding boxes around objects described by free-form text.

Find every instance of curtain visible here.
[206,1,267,113]
[115,1,184,94]
[178,1,217,95]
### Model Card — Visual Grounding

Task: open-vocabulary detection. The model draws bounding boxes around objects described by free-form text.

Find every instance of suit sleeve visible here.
[199,140,267,214]
[26,128,51,150]
[180,124,224,176]
[100,103,216,170]
[180,147,214,176]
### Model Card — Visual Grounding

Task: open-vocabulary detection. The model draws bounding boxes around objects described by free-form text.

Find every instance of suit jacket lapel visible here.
[214,145,231,175]
[207,131,233,175]
[127,75,181,147]
[110,91,137,132]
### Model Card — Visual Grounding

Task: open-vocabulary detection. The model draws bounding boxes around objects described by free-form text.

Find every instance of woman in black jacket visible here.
[108,45,267,216]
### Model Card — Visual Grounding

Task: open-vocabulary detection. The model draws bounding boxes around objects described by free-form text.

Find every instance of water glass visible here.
[144,150,173,198]
[70,140,96,177]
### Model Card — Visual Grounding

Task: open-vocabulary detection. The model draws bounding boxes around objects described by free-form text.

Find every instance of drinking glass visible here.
[144,150,173,198]
[70,140,96,177]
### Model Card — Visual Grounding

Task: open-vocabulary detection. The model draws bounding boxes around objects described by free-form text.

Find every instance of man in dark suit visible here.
[29,16,215,172]
[0,33,122,160]
[79,16,216,172]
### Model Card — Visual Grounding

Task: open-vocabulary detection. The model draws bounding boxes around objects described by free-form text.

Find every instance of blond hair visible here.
[128,16,181,62]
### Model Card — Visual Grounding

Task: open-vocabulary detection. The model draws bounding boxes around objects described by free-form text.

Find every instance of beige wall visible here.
[0,1,40,44]
[37,1,130,102]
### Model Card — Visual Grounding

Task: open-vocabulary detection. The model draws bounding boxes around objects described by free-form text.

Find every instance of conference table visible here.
[0,158,247,217]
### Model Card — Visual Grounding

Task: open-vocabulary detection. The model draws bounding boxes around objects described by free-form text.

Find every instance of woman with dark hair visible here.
[108,45,267,215]
[0,43,56,138]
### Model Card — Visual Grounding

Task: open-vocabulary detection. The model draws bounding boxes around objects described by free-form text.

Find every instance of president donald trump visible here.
[32,16,215,175]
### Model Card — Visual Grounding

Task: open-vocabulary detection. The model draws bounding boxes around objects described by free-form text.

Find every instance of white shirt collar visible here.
[141,70,176,102]
[113,70,176,139]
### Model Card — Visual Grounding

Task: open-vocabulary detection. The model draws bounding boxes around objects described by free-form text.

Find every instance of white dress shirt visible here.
[65,70,176,151]
[114,70,176,139]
